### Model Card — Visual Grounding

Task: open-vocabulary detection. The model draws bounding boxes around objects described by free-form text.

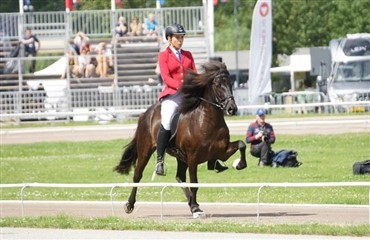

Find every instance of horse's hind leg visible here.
[175,158,191,203]
[125,150,154,214]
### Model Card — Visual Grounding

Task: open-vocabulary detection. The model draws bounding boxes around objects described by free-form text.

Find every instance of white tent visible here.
[270,54,311,90]
[33,56,67,76]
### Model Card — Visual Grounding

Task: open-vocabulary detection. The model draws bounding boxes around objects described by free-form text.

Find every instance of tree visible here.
[1,0,369,59]
[214,0,253,51]
[0,0,65,12]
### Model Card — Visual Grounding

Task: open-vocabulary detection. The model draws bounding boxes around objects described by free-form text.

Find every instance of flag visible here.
[248,0,272,105]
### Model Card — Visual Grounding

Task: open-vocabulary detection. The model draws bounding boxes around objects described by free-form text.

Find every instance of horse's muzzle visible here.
[225,101,238,116]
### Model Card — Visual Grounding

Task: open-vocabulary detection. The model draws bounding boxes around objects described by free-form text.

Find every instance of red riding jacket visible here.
[158,47,197,100]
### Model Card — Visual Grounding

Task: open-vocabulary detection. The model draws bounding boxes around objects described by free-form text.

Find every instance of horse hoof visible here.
[124,202,134,214]
[193,211,206,219]
[236,159,247,170]
[191,206,206,219]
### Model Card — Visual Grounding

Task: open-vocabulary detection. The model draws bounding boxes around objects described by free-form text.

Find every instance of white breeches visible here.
[160,93,182,130]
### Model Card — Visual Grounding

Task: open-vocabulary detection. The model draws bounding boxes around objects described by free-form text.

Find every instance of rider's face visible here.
[170,34,185,50]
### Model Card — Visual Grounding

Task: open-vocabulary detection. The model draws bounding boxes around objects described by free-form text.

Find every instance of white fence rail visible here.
[1,182,369,223]
[1,98,370,122]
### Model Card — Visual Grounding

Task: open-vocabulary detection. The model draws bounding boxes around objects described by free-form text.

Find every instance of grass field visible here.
[1,132,369,236]
[1,133,369,204]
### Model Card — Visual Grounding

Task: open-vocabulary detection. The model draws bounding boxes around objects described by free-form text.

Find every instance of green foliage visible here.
[1,0,370,60]
[0,0,65,12]
[214,0,253,51]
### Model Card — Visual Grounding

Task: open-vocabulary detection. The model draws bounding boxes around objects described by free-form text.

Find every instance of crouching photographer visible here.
[246,108,276,167]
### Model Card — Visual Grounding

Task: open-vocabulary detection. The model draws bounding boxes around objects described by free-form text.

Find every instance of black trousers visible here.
[250,142,273,165]
[25,51,37,73]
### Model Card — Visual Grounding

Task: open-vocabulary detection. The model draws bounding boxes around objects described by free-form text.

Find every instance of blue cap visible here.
[256,108,266,116]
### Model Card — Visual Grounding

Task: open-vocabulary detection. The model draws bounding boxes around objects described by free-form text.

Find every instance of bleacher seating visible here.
[115,36,160,87]
[1,35,208,91]
[182,37,209,70]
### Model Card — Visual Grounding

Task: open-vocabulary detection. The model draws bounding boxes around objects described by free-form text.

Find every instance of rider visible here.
[155,24,229,176]
[155,23,196,176]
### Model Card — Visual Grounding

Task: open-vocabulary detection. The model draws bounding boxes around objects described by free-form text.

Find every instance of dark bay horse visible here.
[114,61,247,218]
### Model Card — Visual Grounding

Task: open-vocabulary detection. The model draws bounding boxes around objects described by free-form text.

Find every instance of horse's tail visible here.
[114,137,138,175]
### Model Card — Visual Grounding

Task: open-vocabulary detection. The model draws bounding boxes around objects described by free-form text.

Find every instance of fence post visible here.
[256,185,266,224]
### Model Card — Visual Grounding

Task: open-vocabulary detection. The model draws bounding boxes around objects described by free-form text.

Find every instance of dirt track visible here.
[1,201,369,225]
[1,116,369,144]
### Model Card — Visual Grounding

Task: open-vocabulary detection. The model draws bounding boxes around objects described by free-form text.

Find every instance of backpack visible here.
[272,149,302,168]
[352,159,370,175]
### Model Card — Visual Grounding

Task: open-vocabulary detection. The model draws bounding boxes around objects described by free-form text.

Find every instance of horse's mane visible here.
[179,61,229,114]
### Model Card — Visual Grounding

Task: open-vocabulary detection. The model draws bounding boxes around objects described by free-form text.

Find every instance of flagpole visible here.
[234,0,239,88]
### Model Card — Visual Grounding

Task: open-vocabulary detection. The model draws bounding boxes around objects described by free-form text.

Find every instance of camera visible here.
[260,127,269,141]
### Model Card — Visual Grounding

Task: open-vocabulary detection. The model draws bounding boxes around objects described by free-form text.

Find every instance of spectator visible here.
[72,46,96,78]
[246,108,276,167]
[72,31,89,56]
[115,16,128,40]
[62,32,94,79]
[95,42,113,78]
[129,16,143,37]
[143,13,159,38]
[60,44,77,79]
[72,47,88,78]
[69,32,90,72]
[21,27,40,73]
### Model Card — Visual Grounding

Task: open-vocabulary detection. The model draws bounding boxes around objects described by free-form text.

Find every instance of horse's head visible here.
[211,65,237,115]
[180,61,237,115]
[203,61,237,116]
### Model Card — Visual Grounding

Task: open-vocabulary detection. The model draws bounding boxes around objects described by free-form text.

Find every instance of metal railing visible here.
[0,85,163,121]
[1,88,370,123]
[0,7,205,40]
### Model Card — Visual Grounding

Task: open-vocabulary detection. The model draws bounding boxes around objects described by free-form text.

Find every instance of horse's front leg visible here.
[187,164,205,218]
[219,140,247,170]
[235,140,247,170]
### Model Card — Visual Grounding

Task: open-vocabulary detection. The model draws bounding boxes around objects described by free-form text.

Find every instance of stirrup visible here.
[151,162,166,181]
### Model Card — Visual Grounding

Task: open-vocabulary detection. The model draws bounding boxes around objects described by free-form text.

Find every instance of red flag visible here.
[65,0,73,11]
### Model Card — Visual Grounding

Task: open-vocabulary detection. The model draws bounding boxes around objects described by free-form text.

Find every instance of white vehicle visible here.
[322,33,370,104]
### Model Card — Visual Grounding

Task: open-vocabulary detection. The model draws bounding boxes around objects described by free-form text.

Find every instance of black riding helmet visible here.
[165,23,186,40]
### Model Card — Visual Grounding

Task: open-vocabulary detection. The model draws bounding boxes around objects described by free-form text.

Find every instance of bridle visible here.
[199,95,234,110]
[198,72,234,111]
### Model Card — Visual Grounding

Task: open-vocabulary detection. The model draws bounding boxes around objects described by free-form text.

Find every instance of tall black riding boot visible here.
[207,160,228,173]
[156,125,171,176]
